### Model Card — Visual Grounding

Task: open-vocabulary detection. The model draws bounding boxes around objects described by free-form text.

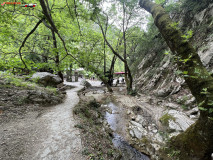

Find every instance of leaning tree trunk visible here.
[108,55,117,86]
[97,16,133,92]
[126,63,133,93]
[139,0,213,159]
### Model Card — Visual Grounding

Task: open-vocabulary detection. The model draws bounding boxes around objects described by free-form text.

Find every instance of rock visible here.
[189,115,197,119]
[57,83,64,88]
[131,115,136,120]
[165,103,179,109]
[127,109,131,115]
[157,100,163,105]
[151,143,161,151]
[186,107,199,116]
[132,127,143,139]
[185,97,196,105]
[31,72,62,87]
[129,130,134,137]
[130,121,142,128]
[152,129,158,133]
[176,77,184,83]
[135,115,144,124]
[80,79,92,88]
[155,133,163,143]
[198,41,213,67]
[169,132,180,138]
[168,120,182,131]
[168,110,195,131]
[151,123,156,127]
[156,88,171,97]
[157,89,170,97]
[0,106,5,111]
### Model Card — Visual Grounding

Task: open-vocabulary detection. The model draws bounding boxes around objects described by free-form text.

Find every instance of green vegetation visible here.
[1,0,213,159]
[140,0,213,159]
[160,113,176,126]
[128,89,137,96]
[0,71,58,95]
[177,95,189,104]
[0,71,37,89]
[0,0,145,92]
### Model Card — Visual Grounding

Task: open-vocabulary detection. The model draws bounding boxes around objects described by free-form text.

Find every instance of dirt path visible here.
[0,81,85,160]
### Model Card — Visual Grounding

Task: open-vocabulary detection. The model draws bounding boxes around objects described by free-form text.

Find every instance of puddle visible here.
[105,102,150,160]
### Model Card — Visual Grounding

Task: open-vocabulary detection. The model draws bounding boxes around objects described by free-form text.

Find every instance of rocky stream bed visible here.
[76,81,199,160]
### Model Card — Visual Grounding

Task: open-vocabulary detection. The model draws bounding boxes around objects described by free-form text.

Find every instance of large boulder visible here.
[80,79,92,88]
[31,72,62,87]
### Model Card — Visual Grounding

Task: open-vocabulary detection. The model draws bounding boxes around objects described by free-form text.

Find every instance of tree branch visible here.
[19,18,44,70]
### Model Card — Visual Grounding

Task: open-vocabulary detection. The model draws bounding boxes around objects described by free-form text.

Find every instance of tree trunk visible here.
[94,70,113,92]
[122,2,133,93]
[122,2,128,89]
[97,15,133,92]
[104,35,106,75]
[51,30,63,81]
[108,55,117,86]
[126,63,133,92]
[139,0,213,159]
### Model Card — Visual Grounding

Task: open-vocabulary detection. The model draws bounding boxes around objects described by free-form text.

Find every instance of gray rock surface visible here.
[133,128,143,139]
[168,110,194,131]
[80,79,92,88]
[130,121,143,128]
[165,103,179,109]
[31,72,62,87]
[186,107,199,116]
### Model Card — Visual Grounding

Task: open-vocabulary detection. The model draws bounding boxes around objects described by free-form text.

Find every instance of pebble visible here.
[152,129,158,133]
[190,115,197,119]
[129,130,134,137]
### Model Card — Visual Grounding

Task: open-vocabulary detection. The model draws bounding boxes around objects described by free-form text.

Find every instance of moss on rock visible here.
[160,113,176,126]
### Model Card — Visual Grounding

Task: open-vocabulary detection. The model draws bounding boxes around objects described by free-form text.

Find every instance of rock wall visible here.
[134,2,213,103]
[130,3,213,157]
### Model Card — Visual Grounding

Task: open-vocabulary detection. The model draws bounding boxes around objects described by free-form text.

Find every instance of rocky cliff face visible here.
[131,2,213,158]
[134,2,213,102]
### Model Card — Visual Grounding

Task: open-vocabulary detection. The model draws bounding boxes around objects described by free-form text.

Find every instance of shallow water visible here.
[105,102,150,160]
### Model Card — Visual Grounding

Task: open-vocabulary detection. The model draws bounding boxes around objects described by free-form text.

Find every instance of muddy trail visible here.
[0,81,85,160]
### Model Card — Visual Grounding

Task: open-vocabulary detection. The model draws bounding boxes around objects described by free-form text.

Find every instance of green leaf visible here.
[209,108,213,113]
[198,100,205,107]
[164,51,169,55]
[208,117,213,121]
[198,107,208,111]
[183,71,188,75]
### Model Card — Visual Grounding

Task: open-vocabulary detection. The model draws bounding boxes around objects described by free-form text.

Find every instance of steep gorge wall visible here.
[134,1,213,104]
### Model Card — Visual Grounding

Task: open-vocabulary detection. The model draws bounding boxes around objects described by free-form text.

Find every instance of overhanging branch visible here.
[19,18,44,70]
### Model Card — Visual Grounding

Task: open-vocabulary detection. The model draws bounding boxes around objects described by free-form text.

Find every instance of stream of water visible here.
[105,102,150,160]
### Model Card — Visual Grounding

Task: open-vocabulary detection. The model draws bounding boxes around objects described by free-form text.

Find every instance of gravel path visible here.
[0,81,85,160]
